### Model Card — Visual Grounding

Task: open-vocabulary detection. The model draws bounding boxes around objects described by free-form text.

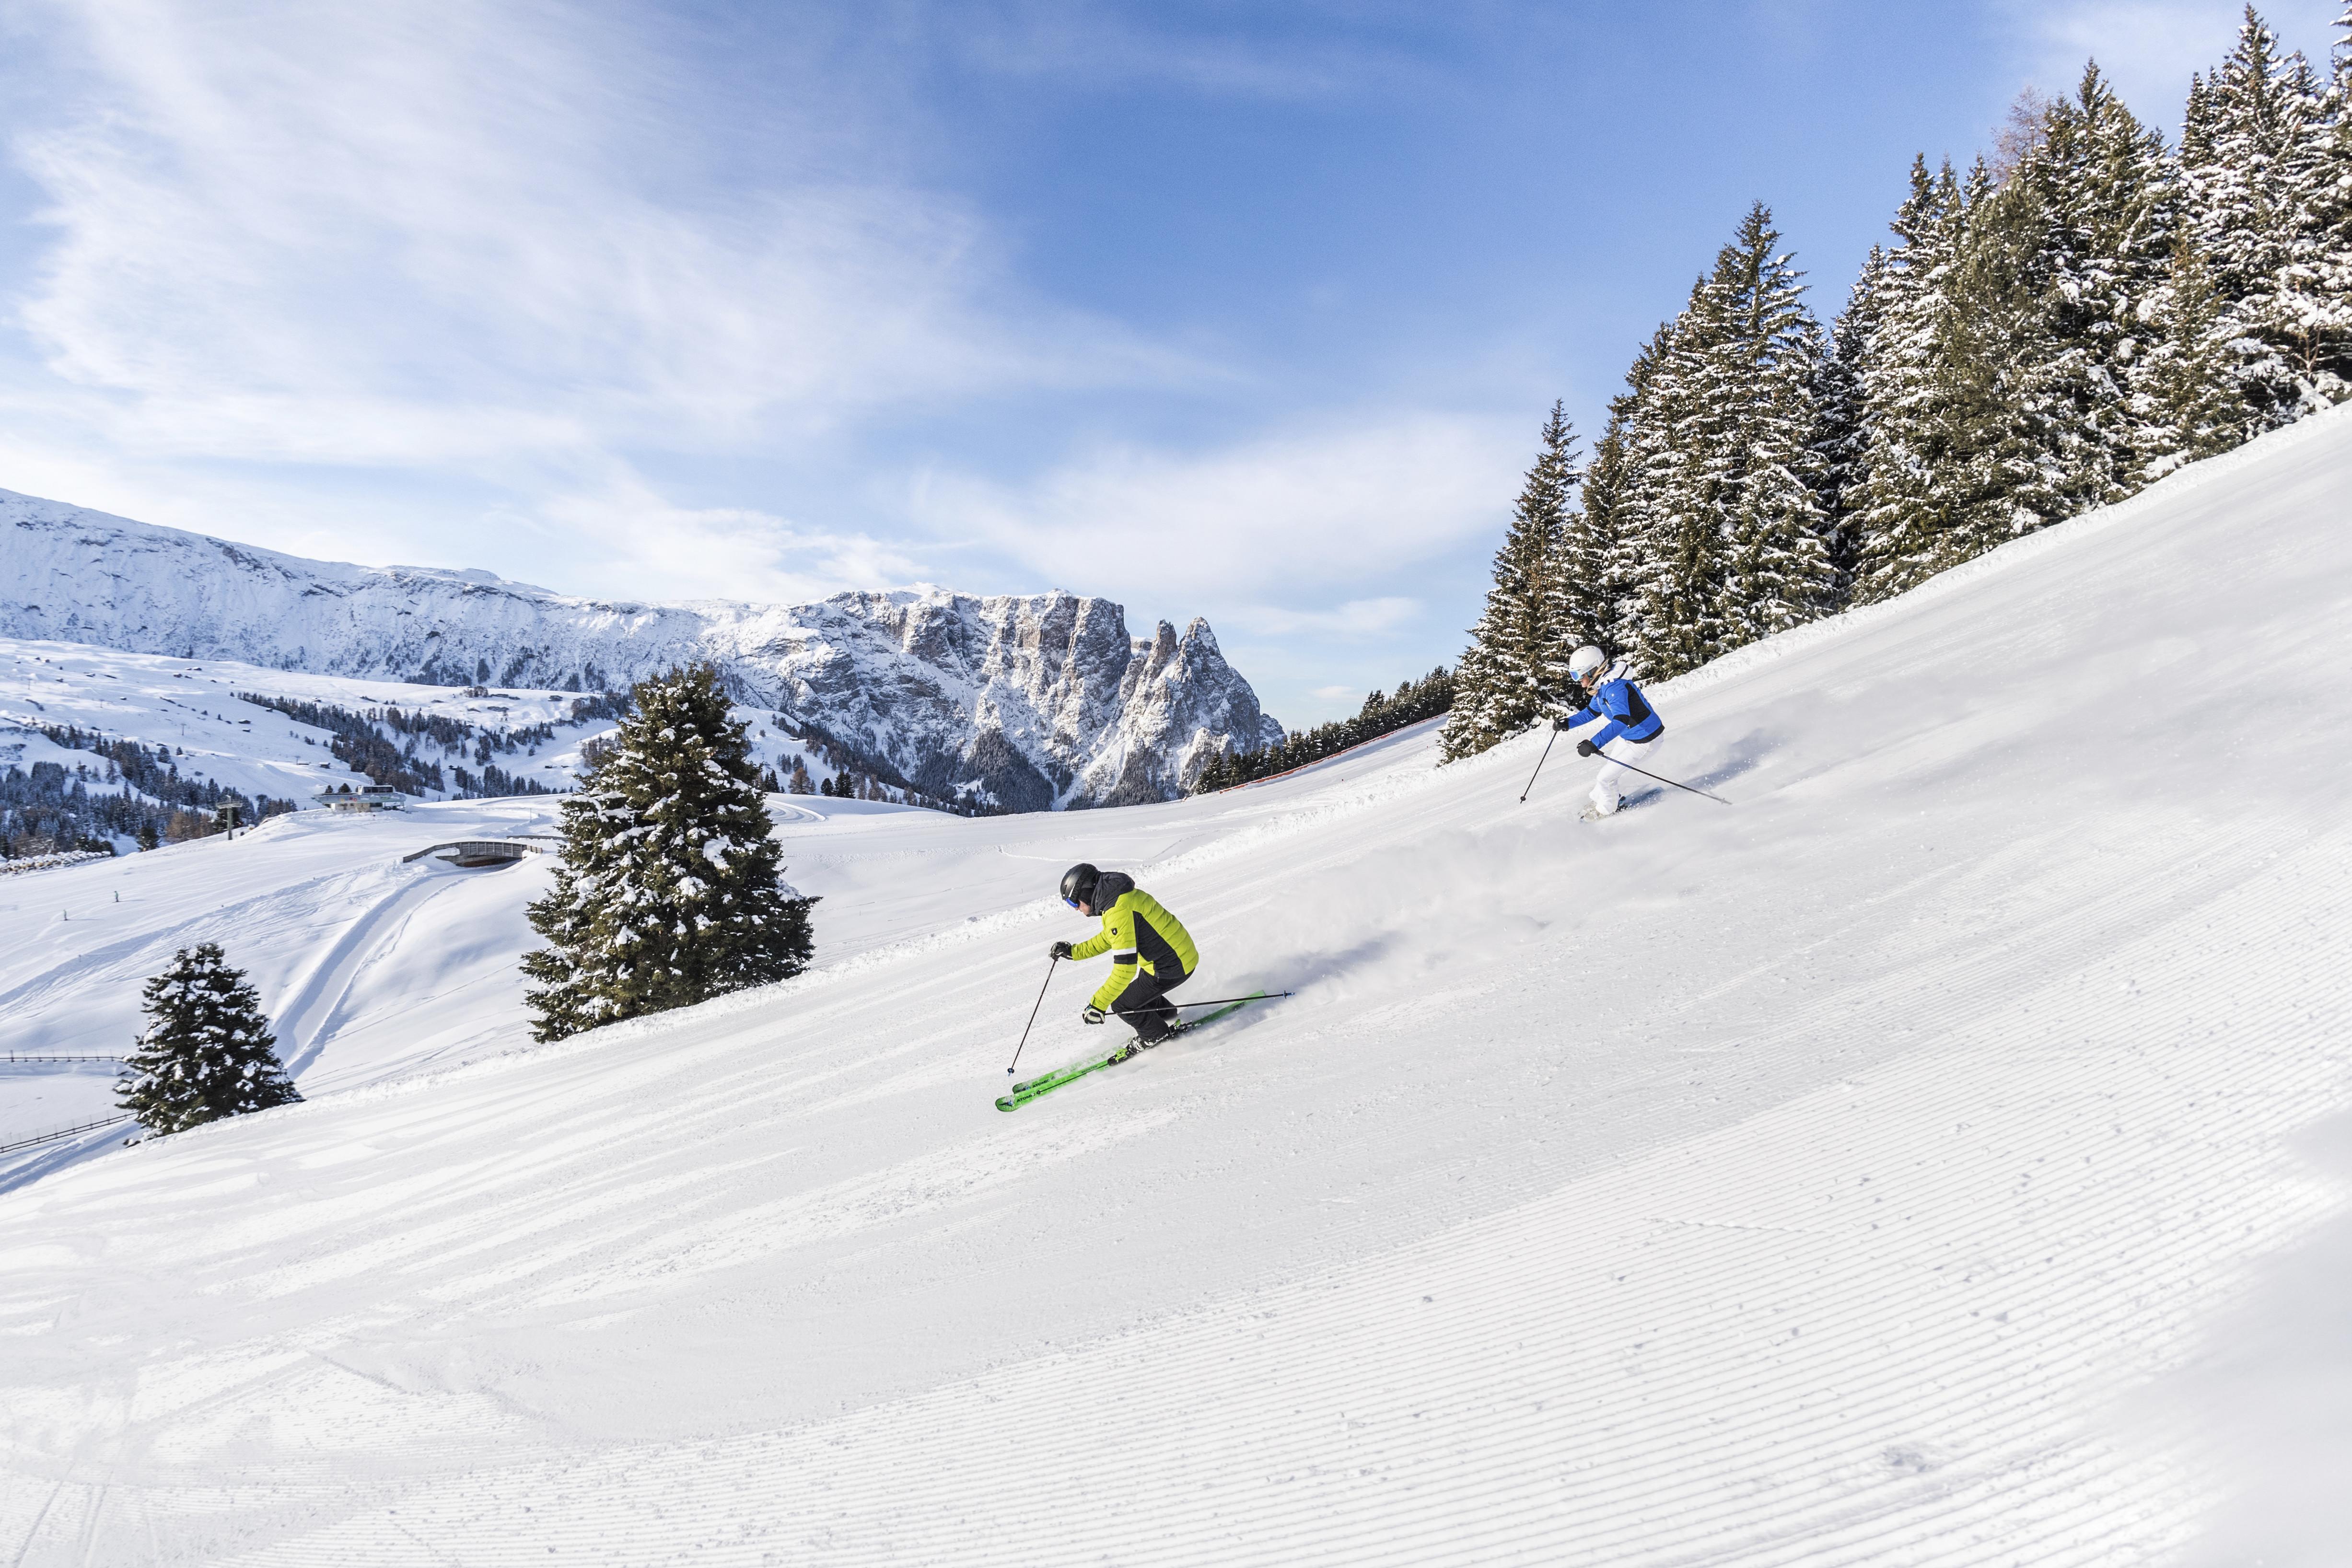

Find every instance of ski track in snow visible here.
[1,406,2351,1563]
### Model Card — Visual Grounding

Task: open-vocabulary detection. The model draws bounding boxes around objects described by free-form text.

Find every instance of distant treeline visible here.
[2,728,297,856]
[239,692,625,799]
[765,719,989,815]
[1191,668,1455,795]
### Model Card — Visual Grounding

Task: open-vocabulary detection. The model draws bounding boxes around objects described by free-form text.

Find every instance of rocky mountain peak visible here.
[0,487,1284,810]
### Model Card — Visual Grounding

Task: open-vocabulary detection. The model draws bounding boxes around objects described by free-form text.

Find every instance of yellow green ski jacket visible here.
[1069,873,1198,1010]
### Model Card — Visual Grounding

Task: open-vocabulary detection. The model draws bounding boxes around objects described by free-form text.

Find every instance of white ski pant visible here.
[1591,733,1665,815]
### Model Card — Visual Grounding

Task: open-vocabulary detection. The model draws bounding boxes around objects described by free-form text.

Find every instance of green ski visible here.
[995,990,1272,1112]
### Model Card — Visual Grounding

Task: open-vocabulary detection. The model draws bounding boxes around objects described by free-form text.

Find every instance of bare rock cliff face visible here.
[1,488,1283,810]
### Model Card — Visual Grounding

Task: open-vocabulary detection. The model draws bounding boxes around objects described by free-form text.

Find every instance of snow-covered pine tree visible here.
[1610,205,1835,673]
[1434,636,1499,763]
[2294,5,2352,398]
[1437,403,1582,759]
[1707,204,1840,646]
[1610,302,1717,676]
[1851,156,2058,601]
[1878,98,2177,579]
[1557,407,1623,651]
[116,941,301,1137]
[1586,324,1672,654]
[2021,63,2179,510]
[1941,157,2081,552]
[2181,10,2344,424]
[521,663,816,1042]
[1813,246,1886,591]
[2134,233,2259,471]
[1525,404,1587,703]
[1550,458,1617,655]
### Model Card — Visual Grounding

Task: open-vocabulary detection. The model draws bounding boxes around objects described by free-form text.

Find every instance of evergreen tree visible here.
[2297,5,2352,395]
[1813,246,1886,590]
[1438,404,1582,759]
[2181,9,2342,422]
[1939,159,2077,551]
[1612,205,1835,672]
[1587,325,1672,653]
[1556,402,1628,653]
[2134,234,2259,471]
[116,942,300,1137]
[1708,205,1840,645]
[1851,160,1954,603]
[1610,305,1712,675]
[1524,406,1588,702]
[521,662,816,1042]
[2023,62,2179,508]
[1851,157,2073,599]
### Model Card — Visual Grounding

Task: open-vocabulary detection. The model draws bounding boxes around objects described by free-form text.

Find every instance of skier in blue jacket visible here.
[1553,645,1665,820]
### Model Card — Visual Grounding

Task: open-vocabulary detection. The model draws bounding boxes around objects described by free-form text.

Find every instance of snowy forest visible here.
[1443,11,2352,758]
[2,728,297,855]
[1190,668,1455,792]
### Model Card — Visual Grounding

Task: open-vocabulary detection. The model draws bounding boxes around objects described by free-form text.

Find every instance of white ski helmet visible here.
[1568,645,1608,683]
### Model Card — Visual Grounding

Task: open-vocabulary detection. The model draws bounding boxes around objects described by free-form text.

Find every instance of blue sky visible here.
[1,1,2342,725]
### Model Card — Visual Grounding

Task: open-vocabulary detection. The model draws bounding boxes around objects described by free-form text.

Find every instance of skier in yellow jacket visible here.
[1048,862,1199,1047]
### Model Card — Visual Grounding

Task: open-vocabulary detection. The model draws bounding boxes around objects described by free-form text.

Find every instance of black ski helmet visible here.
[1060,862,1101,909]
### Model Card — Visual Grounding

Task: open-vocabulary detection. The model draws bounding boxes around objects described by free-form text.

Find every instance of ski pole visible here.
[1006,958,1058,1075]
[1167,992,1295,1009]
[1602,753,1732,805]
[1519,728,1560,803]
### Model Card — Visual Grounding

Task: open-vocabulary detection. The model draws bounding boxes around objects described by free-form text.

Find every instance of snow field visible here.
[2,406,2351,1562]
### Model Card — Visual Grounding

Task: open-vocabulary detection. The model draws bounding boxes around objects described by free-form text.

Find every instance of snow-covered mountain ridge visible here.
[0,488,1284,810]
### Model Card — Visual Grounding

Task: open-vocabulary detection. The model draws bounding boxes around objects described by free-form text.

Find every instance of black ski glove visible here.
[1049,941,1074,961]
[1575,739,1598,758]
[1552,714,1571,731]
[1082,1005,1107,1025]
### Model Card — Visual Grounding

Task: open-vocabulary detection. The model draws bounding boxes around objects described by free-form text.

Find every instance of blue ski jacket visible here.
[1560,667,1663,749]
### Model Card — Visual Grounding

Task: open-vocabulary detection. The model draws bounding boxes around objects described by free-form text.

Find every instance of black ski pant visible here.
[1113,964,1190,1043]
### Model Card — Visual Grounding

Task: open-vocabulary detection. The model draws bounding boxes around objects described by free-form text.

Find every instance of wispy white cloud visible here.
[907,412,1521,607]
[526,470,929,607]
[0,0,1525,649]
[2,0,1184,493]
[1991,0,2339,123]
[930,0,1428,99]
[1229,598,1424,639]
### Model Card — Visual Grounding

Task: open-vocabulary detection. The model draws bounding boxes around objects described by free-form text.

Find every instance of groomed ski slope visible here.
[3,407,2351,1565]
